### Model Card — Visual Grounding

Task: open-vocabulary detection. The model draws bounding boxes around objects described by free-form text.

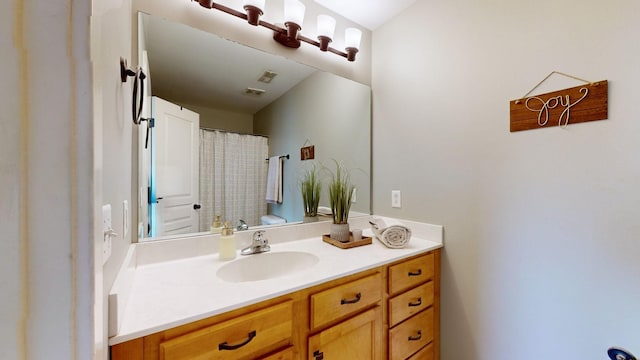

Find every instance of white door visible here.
[151,96,200,237]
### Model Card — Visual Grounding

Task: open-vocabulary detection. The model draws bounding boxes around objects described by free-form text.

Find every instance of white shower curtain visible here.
[199,130,268,231]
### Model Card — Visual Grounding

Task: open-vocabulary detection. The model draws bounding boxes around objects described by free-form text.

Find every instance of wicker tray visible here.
[322,233,372,249]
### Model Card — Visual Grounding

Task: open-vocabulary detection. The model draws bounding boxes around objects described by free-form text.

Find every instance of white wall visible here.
[1,0,93,359]
[91,0,134,358]
[372,0,640,358]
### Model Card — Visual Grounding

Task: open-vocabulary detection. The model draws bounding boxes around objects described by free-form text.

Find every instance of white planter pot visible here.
[330,223,350,243]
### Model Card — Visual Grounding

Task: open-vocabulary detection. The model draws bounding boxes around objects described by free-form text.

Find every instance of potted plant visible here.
[328,161,355,242]
[300,164,321,223]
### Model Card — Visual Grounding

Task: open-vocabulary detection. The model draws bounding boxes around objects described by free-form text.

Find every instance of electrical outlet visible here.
[352,188,357,203]
[391,190,402,208]
[102,204,112,264]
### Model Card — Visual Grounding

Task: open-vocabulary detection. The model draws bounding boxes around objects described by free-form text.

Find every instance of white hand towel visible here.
[265,156,283,204]
[369,217,412,248]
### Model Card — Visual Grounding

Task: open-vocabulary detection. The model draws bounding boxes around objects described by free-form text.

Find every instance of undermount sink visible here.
[216,251,320,283]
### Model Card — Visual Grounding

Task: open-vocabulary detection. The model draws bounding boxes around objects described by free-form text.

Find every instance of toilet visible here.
[260,214,287,225]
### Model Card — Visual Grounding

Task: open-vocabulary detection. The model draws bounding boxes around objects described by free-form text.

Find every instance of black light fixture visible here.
[194,0,362,62]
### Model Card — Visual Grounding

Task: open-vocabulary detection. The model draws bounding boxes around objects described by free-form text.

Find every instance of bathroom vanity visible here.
[109,219,442,359]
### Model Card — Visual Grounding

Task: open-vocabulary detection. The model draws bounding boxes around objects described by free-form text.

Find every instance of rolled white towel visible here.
[369,217,412,249]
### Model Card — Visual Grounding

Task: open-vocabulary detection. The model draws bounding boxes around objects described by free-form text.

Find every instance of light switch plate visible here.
[123,200,129,238]
[391,190,402,208]
[352,188,357,203]
[102,204,112,264]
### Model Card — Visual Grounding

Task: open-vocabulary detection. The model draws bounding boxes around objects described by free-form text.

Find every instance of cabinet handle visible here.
[313,350,324,360]
[218,330,257,351]
[408,269,422,277]
[340,292,362,305]
[408,331,422,341]
[408,297,422,307]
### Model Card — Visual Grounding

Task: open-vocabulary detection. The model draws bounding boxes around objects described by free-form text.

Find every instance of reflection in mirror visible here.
[137,13,371,241]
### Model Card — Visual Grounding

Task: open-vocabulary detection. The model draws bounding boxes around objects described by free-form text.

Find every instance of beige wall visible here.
[254,71,371,223]
[1,2,21,358]
[372,0,640,358]
[170,102,254,134]
[1,0,93,358]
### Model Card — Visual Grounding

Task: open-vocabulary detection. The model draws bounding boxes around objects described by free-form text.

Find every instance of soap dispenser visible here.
[210,215,223,234]
[219,222,237,260]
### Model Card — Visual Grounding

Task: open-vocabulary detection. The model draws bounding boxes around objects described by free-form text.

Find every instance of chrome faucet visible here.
[237,219,249,231]
[241,230,270,255]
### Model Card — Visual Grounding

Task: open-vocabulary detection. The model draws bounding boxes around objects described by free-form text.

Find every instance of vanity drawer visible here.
[260,346,295,360]
[310,273,382,329]
[389,280,434,327]
[389,307,434,360]
[159,301,292,360]
[389,253,434,296]
[407,343,434,360]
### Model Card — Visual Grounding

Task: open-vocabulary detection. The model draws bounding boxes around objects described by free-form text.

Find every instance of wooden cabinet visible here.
[387,252,440,360]
[310,273,382,330]
[308,307,382,360]
[308,274,383,359]
[407,343,434,360]
[110,249,440,360]
[388,252,435,295]
[158,301,292,360]
[389,307,434,359]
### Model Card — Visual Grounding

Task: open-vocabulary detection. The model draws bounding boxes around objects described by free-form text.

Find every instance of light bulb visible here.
[345,27,362,50]
[317,14,336,39]
[243,0,265,11]
[284,0,305,27]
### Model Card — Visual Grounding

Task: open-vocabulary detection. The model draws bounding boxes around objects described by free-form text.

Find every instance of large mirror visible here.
[137,13,371,241]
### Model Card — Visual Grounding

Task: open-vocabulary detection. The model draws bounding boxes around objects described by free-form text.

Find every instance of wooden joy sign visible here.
[510,80,608,132]
[301,145,315,160]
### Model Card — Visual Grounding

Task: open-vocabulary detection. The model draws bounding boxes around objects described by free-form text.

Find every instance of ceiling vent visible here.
[258,71,277,84]
[244,87,266,96]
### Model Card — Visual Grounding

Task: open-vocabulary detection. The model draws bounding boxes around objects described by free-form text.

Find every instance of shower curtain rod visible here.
[200,127,269,138]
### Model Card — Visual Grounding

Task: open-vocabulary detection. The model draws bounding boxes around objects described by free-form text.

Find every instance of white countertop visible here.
[108,217,443,345]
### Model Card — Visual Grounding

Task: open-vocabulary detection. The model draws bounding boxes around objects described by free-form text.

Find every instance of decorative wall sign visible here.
[301,145,315,160]
[510,79,608,132]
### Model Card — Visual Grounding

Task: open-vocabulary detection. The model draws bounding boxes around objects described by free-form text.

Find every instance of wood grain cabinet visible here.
[387,252,439,360]
[308,307,382,360]
[110,249,440,360]
[308,273,383,359]
[158,301,293,360]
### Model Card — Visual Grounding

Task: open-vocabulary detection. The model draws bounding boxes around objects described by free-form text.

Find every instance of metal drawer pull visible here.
[408,297,422,307]
[408,331,422,341]
[340,292,362,305]
[218,330,257,351]
[313,350,324,360]
[408,269,422,277]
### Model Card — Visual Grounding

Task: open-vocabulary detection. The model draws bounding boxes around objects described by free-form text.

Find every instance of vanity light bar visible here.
[192,0,361,62]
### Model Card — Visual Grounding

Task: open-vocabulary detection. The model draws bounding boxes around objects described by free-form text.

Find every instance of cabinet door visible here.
[308,307,382,360]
